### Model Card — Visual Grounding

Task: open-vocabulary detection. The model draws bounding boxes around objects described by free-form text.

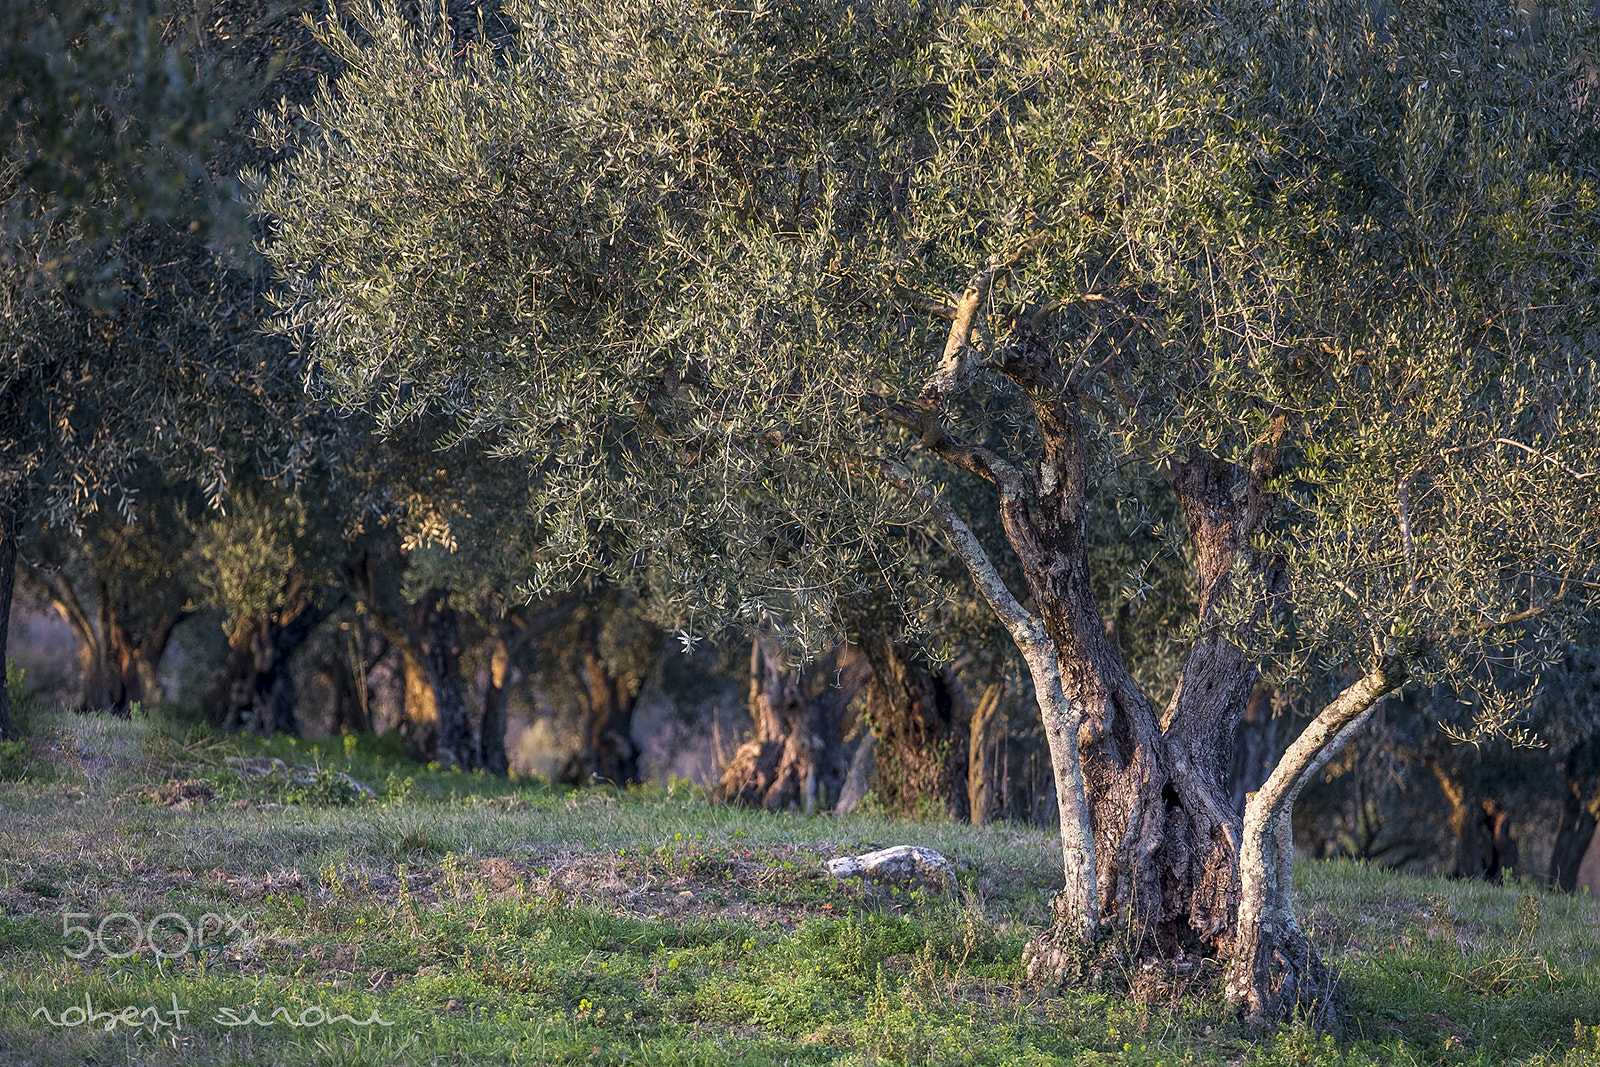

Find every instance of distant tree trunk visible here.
[562,615,643,785]
[203,573,336,736]
[717,638,872,812]
[32,568,185,713]
[1551,738,1600,892]
[859,636,972,821]
[0,522,19,741]
[1428,756,1519,880]
[1229,686,1279,814]
[348,540,480,768]
[373,591,477,770]
[479,607,556,777]
[412,588,475,770]
[97,580,142,712]
[968,680,1004,826]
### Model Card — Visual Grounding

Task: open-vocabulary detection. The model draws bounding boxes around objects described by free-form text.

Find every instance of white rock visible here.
[824,846,955,891]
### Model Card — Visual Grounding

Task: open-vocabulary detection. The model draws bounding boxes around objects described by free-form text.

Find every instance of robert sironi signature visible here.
[32,993,394,1031]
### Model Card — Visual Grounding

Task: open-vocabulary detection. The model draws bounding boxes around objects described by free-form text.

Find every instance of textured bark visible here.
[860,636,972,821]
[1227,669,1401,1023]
[1551,739,1600,892]
[717,638,871,812]
[968,681,1004,826]
[0,525,18,741]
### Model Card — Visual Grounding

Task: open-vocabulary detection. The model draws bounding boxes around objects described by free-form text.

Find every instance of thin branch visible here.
[1493,437,1593,480]
[872,457,1035,640]
[861,395,1027,489]
[1396,476,1416,598]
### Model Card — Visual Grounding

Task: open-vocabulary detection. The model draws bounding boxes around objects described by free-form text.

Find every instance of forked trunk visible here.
[1227,667,1400,1023]
[1012,443,1255,971]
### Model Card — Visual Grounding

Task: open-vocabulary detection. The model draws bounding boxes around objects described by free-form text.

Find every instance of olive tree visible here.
[254,0,1600,1019]
[0,0,320,737]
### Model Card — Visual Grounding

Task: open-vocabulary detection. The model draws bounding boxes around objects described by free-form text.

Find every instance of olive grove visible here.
[253,0,1600,1020]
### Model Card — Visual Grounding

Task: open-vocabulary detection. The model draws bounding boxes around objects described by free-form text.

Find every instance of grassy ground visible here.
[0,703,1597,1066]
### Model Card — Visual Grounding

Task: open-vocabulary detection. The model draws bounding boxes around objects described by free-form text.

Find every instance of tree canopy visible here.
[256,0,1600,1020]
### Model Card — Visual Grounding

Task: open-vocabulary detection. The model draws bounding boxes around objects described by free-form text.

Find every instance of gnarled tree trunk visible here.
[1018,447,1268,973]
[717,638,871,812]
[859,636,972,821]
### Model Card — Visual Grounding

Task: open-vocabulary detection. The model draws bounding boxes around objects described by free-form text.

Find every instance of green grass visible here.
[0,705,1597,1065]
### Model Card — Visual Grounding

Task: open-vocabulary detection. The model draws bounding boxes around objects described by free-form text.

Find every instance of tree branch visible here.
[861,395,1027,489]
[873,458,1034,640]
[919,255,1007,405]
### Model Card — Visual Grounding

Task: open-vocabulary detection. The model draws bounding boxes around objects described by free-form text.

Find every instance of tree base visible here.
[1022,898,1101,989]
[1024,915,1221,1004]
[1225,928,1346,1028]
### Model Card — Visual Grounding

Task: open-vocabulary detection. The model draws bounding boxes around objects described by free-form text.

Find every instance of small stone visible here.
[824,846,956,891]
